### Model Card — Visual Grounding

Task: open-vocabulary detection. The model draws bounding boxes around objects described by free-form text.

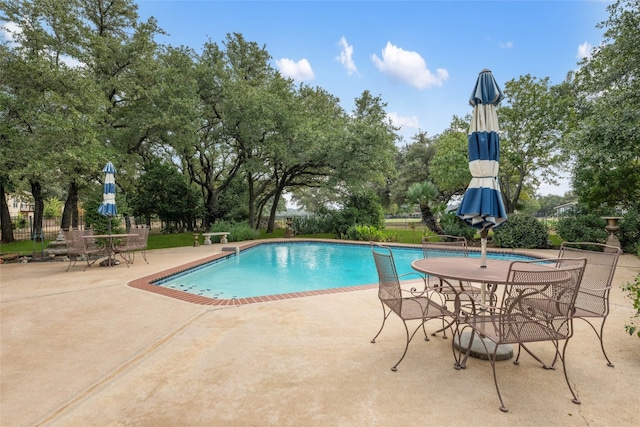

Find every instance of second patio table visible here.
[85,233,138,267]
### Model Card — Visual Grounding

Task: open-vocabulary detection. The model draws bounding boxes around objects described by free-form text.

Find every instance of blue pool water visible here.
[154,242,538,300]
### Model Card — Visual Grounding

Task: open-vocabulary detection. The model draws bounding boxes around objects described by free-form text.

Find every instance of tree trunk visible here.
[30,180,44,241]
[421,204,441,234]
[266,186,284,233]
[203,189,218,229]
[246,175,256,229]
[256,203,265,230]
[61,181,79,230]
[0,183,15,243]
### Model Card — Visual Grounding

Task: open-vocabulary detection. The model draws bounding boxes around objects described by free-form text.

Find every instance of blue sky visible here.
[136,0,609,195]
[137,1,607,138]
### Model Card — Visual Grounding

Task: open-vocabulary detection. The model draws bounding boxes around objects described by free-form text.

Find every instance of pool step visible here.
[222,247,240,255]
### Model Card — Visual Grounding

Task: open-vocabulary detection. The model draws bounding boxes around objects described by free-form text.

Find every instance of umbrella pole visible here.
[107,217,113,266]
[480,229,488,269]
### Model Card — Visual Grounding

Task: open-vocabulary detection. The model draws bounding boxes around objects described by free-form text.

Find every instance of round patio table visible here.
[411,257,555,362]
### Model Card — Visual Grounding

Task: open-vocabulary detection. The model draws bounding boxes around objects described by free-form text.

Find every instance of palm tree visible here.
[407,181,442,233]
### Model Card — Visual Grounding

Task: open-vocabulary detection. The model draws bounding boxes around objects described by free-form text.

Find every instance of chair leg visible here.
[452,323,465,369]
[597,318,614,367]
[83,253,101,271]
[391,321,412,371]
[473,340,509,412]
[556,318,613,368]
[453,324,475,370]
[66,254,76,271]
[391,320,429,372]
[431,311,453,339]
[490,348,509,412]
[558,339,581,405]
[514,343,553,370]
[370,303,391,344]
[118,250,133,267]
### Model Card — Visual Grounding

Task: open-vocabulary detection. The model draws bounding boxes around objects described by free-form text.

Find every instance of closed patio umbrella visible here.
[98,161,117,266]
[457,69,507,268]
[98,162,117,218]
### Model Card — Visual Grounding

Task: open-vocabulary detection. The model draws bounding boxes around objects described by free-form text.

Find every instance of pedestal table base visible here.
[454,331,513,361]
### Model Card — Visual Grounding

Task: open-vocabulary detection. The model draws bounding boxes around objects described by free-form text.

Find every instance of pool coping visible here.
[127,238,543,306]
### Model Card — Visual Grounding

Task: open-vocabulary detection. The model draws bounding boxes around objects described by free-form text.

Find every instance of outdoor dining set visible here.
[369,237,621,413]
[367,67,621,412]
[62,225,149,271]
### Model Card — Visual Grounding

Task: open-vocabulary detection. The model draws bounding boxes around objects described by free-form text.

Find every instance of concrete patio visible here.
[1,241,639,426]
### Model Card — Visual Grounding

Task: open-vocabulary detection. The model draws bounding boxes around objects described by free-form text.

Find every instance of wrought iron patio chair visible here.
[454,258,587,412]
[370,243,450,371]
[421,235,483,338]
[63,228,104,271]
[116,225,149,265]
[553,242,621,368]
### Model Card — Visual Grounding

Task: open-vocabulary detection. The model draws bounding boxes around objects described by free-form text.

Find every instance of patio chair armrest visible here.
[398,272,427,293]
[427,276,464,294]
[453,291,494,319]
[399,287,427,299]
[588,286,612,292]
[398,271,426,281]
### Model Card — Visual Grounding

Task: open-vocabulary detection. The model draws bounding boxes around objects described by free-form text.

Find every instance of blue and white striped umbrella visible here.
[97,162,117,217]
[457,69,507,231]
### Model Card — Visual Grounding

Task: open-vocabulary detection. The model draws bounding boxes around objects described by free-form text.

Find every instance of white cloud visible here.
[60,55,84,69]
[336,36,357,76]
[275,58,315,82]
[1,21,21,44]
[371,42,448,89]
[387,112,419,129]
[499,41,514,49]
[577,41,593,59]
[1,21,83,68]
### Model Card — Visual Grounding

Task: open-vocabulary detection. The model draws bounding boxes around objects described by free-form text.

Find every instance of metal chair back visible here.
[558,242,621,367]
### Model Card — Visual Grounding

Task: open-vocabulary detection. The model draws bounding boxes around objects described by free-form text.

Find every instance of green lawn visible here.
[1,228,564,257]
[1,229,416,256]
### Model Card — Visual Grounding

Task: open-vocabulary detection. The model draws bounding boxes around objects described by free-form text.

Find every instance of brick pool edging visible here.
[127,239,383,306]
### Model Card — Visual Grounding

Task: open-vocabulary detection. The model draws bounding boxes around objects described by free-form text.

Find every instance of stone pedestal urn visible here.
[603,216,622,249]
[285,217,294,238]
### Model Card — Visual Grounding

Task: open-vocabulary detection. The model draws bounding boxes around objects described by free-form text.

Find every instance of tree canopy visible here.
[2,0,638,242]
[566,0,640,211]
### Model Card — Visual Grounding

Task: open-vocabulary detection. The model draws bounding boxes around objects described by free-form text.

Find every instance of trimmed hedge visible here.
[493,214,549,249]
[557,214,607,244]
[209,221,259,242]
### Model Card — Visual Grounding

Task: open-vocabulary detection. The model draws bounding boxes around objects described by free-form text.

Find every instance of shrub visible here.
[440,212,477,241]
[557,213,607,243]
[12,213,27,229]
[292,215,333,235]
[209,221,259,242]
[344,224,386,242]
[329,191,385,237]
[619,208,640,254]
[623,273,640,339]
[493,214,549,249]
[43,198,63,219]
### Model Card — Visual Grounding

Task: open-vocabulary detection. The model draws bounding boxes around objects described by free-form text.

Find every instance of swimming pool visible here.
[150,241,539,301]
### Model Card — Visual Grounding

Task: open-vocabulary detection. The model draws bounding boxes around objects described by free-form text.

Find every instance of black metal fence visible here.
[7,216,162,241]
